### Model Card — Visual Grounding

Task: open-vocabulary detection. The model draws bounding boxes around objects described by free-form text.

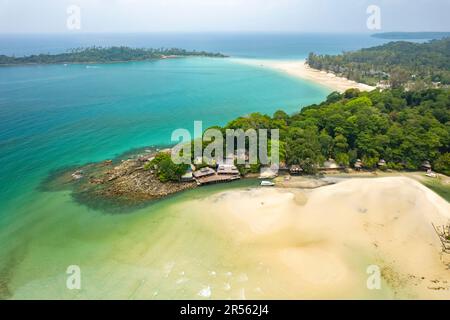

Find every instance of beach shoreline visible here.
[180,176,450,299]
[232,58,376,93]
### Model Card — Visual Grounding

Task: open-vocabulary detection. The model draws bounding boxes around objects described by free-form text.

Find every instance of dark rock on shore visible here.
[44,152,197,213]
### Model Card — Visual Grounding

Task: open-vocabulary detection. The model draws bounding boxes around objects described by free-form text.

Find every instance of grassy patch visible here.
[421,179,450,202]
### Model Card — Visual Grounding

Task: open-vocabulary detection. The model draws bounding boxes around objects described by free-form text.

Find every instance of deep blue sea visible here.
[0,33,399,298]
[0,32,393,58]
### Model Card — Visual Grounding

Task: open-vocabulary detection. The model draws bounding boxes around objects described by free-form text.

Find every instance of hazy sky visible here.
[0,0,449,33]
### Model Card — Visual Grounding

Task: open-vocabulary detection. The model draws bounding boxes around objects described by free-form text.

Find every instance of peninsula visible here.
[372,32,450,40]
[0,46,228,66]
[47,87,450,211]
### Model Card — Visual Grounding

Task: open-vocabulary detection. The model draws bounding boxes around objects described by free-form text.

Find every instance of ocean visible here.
[0,32,392,58]
[0,33,394,299]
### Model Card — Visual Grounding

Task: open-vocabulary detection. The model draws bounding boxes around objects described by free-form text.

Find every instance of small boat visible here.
[261,181,275,187]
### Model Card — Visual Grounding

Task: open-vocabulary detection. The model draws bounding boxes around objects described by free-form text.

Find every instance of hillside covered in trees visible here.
[206,88,450,176]
[307,38,450,88]
[0,46,227,65]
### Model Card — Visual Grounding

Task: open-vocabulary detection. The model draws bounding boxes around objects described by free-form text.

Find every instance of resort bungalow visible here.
[377,159,387,169]
[319,159,345,172]
[193,166,240,186]
[289,165,303,175]
[421,161,432,171]
[193,167,216,179]
[354,159,363,171]
[217,164,240,175]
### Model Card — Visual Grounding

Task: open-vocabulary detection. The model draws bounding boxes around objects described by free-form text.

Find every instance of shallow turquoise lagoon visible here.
[0,56,330,298]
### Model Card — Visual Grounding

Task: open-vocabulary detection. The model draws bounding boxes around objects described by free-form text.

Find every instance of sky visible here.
[0,0,449,33]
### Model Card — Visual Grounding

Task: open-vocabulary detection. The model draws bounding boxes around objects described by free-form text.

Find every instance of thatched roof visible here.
[290,165,303,173]
[193,167,216,178]
[421,161,432,169]
[217,164,239,175]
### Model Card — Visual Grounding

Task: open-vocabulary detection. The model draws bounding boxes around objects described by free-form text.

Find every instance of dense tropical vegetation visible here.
[0,46,227,65]
[204,88,450,175]
[144,152,189,182]
[307,38,450,87]
[143,88,449,182]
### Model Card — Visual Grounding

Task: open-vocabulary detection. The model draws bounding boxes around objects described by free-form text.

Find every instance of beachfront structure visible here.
[195,173,240,185]
[354,159,363,171]
[421,161,432,171]
[217,164,240,175]
[290,165,303,175]
[193,166,240,186]
[378,159,387,168]
[193,167,216,179]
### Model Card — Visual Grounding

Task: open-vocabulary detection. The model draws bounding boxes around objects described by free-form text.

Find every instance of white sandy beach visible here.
[9,176,450,299]
[189,176,450,299]
[233,58,375,93]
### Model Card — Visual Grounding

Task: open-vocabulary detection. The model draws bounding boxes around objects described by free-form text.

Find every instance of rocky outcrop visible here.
[48,151,197,212]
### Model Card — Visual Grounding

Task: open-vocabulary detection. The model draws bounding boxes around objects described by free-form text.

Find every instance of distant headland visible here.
[372,32,450,40]
[0,46,228,66]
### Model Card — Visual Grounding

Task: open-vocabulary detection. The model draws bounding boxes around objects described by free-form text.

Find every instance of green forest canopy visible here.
[307,38,450,87]
[204,88,450,175]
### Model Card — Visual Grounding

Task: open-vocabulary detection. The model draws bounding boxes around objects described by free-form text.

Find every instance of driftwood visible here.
[432,223,450,253]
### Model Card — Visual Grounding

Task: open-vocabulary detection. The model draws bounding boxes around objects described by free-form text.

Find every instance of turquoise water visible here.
[0,57,328,218]
[0,33,398,298]
[0,55,331,298]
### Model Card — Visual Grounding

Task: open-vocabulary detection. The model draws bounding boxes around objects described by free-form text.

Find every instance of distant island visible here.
[307,37,450,88]
[372,32,450,40]
[0,46,228,66]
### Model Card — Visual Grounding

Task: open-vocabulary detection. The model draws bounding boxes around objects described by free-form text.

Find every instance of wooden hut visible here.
[217,164,240,175]
[421,161,432,171]
[377,159,387,169]
[289,165,303,175]
[193,167,216,179]
[354,159,363,171]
